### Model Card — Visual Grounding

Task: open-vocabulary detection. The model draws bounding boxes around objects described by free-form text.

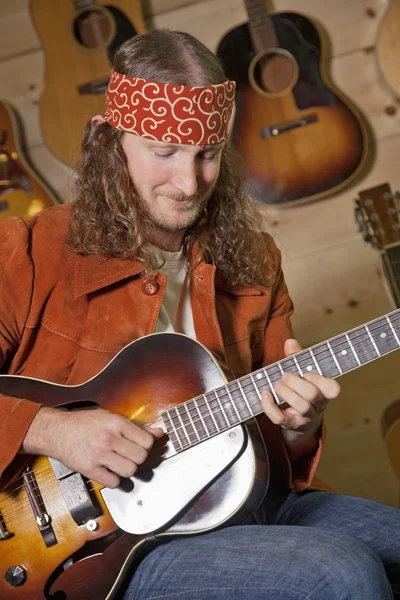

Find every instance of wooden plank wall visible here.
[0,0,399,506]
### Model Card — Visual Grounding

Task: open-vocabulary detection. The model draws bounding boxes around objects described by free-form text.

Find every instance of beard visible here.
[137,187,213,233]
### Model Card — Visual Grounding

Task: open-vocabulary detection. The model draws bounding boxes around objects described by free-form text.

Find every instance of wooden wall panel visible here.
[0,0,399,506]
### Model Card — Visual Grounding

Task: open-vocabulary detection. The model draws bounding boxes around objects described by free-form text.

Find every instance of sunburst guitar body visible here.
[30,0,146,166]
[0,100,58,220]
[216,3,368,205]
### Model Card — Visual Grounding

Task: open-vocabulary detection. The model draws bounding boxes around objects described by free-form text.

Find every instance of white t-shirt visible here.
[152,246,196,339]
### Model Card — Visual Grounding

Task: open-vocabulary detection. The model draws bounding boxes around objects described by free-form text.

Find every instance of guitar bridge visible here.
[260,113,318,138]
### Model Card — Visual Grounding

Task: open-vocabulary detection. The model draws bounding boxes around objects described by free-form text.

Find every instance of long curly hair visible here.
[68,29,275,288]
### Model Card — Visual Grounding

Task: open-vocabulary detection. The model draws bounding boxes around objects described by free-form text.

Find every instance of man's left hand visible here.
[261,339,341,448]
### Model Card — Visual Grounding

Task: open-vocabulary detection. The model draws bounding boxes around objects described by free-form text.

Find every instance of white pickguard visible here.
[101,425,247,535]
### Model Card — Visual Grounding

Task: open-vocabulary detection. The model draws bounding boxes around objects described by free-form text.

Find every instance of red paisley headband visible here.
[104,70,236,147]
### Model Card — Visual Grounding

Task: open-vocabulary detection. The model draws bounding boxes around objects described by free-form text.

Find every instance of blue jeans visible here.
[123,491,400,599]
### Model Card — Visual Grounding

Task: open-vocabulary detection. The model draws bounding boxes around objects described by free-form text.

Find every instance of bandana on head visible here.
[104,70,236,147]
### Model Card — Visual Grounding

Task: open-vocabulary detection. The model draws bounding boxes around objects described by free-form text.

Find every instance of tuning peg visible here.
[383,192,393,200]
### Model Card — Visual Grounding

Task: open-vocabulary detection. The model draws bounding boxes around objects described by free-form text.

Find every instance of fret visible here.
[193,397,216,436]
[387,315,400,345]
[177,404,198,444]
[198,395,220,434]
[365,325,381,357]
[187,398,208,439]
[309,348,323,375]
[345,333,361,366]
[293,355,303,376]
[295,349,320,375]
[226,382,253,419]
[183,403,200,443]
[237,380,254,417]
[348,328,378,364]
[250,373,263,401]
[389,312,400,339]
[209,394,230,431]
[309,343,341,378]
[224,385,242,422]
[371,317,399,354]
[262,368,280,403]
[215,389,240,426]
[278,356,301,376]
[162,411,183,452]
[326,335,359,373]
[327,341,343,375]
[172,407,191,448]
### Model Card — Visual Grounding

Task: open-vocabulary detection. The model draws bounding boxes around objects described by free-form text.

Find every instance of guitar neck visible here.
[244,0,278,53]
[383,243,400,308]
[163,309,400,452]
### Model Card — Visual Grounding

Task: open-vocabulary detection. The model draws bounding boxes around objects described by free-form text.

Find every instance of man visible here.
[0,29,399,599]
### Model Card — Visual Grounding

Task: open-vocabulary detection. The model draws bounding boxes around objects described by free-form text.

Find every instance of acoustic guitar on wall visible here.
[216,0,369,206]
[30,0,147,166]
[376,0,400,98]
[0,100,58,221]
[355,182,400,491]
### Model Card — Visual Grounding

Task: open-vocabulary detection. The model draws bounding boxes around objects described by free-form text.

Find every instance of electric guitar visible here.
[355,182,400,488]
[376,0,400,97]
[30,0,147,166]
[1,311,400,599]
[0,100,58,220]
[216,0,368,205]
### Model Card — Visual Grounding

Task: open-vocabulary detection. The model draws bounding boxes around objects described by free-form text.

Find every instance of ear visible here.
[91,114,106,127]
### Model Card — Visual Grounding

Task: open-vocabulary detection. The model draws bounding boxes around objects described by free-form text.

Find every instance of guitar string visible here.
[1,312,398,515]
[1,314,394,506]
[1,315,399,520]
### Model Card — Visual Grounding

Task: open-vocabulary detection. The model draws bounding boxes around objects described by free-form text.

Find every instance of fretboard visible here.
[162,309,400,452]
[244,0,278,53]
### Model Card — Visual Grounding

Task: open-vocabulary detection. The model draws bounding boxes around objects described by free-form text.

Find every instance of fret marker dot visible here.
[256,373,262,379]
[380,333,386,338]
[306,366,312,371]
[341,350,347,356]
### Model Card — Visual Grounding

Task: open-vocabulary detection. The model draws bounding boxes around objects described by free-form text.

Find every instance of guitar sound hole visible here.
[253,52,296,94]
[74,8,113,49]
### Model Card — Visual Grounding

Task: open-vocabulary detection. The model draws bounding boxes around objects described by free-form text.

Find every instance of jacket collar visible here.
[73,242,264,298]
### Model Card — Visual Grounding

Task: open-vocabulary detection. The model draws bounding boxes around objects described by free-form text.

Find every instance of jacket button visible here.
[141,280,159,296]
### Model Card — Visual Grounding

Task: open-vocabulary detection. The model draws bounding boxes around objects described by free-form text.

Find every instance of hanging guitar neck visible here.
[355,182,400,308]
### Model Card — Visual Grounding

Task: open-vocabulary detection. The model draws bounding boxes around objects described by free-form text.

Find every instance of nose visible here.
[172,158,198,197]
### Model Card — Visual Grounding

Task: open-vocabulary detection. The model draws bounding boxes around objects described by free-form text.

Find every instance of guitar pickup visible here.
[260,113,318,138]
[49,458,102,526]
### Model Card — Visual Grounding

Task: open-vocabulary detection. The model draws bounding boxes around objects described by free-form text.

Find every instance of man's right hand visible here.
[21,406,164,488]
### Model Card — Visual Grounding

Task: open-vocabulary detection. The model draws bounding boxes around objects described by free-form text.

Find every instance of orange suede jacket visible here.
[0,203,328,494]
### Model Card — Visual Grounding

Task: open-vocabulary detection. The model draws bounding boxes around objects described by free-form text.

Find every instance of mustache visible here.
[157,190,199,202]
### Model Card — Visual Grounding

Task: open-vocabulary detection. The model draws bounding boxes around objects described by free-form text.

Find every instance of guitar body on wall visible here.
[377,0,400,98]
[30,0,147,166]
[216,1,369,206]
[0,100,58,221]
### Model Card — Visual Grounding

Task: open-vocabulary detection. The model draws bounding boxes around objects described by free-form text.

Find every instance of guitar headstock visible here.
[355,183,400,249]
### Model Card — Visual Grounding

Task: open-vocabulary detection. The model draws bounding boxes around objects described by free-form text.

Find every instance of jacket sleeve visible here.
[261,241,327,493]
[0,217,42,480]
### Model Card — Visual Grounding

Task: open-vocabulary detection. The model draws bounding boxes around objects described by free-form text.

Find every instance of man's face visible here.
[121,133,224,232]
